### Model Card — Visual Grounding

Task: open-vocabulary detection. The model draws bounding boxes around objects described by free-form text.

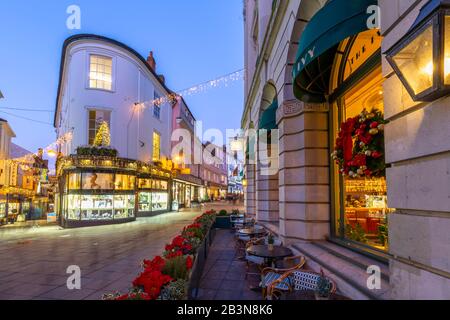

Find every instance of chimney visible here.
[146,51,156,72]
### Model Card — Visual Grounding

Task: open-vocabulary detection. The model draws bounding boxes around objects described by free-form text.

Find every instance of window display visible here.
[331,45,395,252]
[139,178,152,189]
[138,192,152,212]
[82,172,114,190]
[0,201,6,219]
[113,195,135,218]
[67,194,81,220]
[115,174,135,190]
[152,192,168,211]
[80,195,113,220]
[152,179,168,190]
[68,173,81,190]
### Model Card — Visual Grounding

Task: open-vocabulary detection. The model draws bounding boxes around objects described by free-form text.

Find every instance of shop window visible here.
[152,192,168,211]
[113,195,135,219]
[80,195,113,220]
[88,110,111,145]
[153,131,161,162]
[67,195,81,220]
[152,179,168,190]
[331,30,394,252]
[81,172,114,190]
[68,173,81,190]
[114,174,135,190]
[89,55,113,91]
[139,178,152,189]
[138,192,152,212]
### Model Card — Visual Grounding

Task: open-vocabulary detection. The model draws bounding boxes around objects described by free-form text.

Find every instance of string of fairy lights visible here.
[2,69,245,168]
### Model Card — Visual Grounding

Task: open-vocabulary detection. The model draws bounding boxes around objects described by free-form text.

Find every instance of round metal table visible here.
[246,245,293,267]
[238,228,267,237]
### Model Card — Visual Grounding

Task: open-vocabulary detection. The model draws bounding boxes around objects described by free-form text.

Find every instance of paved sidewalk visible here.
[0,210,201,300]
[197,229,262,300]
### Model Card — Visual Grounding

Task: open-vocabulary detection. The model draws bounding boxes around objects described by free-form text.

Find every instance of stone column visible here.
[244,164,256,217]
[277,99,331,244]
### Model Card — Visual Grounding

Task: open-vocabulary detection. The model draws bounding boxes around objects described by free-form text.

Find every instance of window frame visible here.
[153,91,161,120]
[86,52,116,92]
[152,130,161,162]
[86,107,113,146]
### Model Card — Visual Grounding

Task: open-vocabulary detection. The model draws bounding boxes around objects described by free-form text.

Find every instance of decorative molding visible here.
[277,100,329,122]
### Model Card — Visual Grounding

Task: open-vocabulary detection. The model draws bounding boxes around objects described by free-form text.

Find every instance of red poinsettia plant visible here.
[164,235,193,258]
[131,256,173,300]
[332,108,388,178]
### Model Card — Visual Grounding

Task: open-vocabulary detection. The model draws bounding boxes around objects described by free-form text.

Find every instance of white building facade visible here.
[55,35,172,163]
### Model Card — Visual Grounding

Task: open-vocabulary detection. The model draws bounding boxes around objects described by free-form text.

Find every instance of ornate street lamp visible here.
[386,0,450,101]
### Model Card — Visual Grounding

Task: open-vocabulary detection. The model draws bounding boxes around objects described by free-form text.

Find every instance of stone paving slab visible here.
[0,210,202,300]
[196,229,262,301]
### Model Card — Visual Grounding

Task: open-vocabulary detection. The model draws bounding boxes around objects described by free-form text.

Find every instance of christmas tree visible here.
[93,121,111,147]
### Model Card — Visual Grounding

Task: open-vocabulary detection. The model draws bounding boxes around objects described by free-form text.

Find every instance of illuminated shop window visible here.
[89,55,113,90]
[81,172,114,190]
[114,174,135,191]
[139,178,152,189]
[68,173,81,190]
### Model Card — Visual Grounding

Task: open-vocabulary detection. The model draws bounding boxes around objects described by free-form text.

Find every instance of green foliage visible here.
[218,209,228,216]
[378,218,388,247]
[162,256,189,280]
[345,223,368,243]
[159,280,188,300]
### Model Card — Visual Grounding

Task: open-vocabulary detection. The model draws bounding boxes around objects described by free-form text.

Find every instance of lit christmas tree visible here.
[93,121,111,147]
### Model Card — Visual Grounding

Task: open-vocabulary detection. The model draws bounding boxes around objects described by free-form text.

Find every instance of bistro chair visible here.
[266,269,336,300]
[260,255,306,299]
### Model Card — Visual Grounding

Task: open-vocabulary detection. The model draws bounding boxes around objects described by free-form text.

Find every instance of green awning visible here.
[259,98,278,130]
[293,0,378,103]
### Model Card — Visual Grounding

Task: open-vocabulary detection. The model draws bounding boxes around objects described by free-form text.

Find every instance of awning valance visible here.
[259,98,278,130]
[293,0,378,103]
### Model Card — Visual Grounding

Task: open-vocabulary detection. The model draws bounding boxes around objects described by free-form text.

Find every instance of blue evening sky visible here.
[0,0,244,153]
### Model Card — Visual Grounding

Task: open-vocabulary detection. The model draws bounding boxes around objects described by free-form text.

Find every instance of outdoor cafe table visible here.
[238,228,267,237]
[246,245,293,267]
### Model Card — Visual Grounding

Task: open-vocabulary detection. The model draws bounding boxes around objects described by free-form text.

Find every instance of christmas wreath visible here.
[331,108,388,179]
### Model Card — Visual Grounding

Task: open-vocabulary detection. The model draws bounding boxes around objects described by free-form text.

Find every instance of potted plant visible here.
[315,271,333,300]
[267,233,275,251]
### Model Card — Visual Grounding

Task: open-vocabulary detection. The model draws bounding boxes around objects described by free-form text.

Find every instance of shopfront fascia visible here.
[292,0,393,261]
[56,156,172,228]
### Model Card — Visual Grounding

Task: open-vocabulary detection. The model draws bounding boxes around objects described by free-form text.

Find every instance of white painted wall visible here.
[55,39,172,163]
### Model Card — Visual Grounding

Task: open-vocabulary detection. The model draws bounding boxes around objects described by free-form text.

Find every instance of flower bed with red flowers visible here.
[103,211,216,301]
[331,108,388,178]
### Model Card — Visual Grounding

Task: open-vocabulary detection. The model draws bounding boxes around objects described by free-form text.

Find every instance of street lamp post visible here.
[386,0,450,101]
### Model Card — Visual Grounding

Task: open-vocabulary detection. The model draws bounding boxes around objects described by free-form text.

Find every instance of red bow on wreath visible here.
[340,117,357,163]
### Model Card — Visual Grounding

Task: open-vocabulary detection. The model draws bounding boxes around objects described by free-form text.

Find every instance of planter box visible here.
[187,227,215,299]
[213,216,232,229]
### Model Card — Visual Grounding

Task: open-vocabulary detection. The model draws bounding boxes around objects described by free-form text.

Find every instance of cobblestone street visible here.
[0,210,201,300]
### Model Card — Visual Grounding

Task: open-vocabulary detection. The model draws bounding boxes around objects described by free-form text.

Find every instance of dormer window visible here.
[89,55,113,90]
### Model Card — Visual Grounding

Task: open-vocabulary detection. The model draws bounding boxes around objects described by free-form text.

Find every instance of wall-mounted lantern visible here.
[386,0,450,101]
